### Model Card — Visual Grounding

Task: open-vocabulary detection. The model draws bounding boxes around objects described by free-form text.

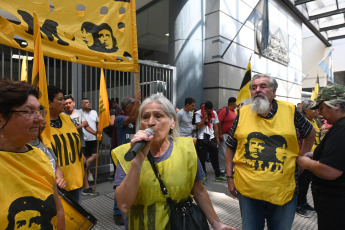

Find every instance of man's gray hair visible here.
[301,100,314,115]
[249,73,278,90]
[324,99,345,113]
[137,94,180,139]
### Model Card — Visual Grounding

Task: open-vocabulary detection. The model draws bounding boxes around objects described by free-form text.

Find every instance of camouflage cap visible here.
[310,84,345,109]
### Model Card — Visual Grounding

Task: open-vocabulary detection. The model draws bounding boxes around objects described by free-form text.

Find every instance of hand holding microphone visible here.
[125,128,154,161]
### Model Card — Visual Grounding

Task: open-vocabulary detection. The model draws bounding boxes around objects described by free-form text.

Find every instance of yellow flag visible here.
[311,73,319,100]
[20,56,27,82]
[97,68,110,141]
[236,60,252,105]
[32,12,51,148]
[0,0,138,72]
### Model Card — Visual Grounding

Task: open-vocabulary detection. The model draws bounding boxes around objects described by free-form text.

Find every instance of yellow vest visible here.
[112,137,197,230]
[0,146,57,229]
[233,100,299,205]
[310,119,321,152]
[46,114,84,191]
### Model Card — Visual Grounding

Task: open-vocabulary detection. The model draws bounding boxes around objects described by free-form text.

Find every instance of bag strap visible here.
[147,153,175,205]
[222,106,229,123]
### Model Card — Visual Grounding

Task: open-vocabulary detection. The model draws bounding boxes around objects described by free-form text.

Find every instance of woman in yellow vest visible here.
[112,94,237,230]
[296,100,321,217]
[44,86,84,203]
[0,79,64,229]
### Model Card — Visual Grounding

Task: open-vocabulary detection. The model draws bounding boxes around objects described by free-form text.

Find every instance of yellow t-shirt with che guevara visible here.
[44,113,84,191]
[0,146,57,229]
[233,100,299,205]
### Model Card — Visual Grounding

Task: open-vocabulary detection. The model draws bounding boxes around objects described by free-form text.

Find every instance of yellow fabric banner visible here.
[0,0,138,72]
[97,68,110,141]
[311,74,319,100]
[236,60,252,105]
[32,12,52,149]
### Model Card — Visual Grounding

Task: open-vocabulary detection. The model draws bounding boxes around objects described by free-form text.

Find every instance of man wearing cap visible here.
[225,74,315,230]
[113,91,141,225]
[217,97,237,174]
[298,84,345,230]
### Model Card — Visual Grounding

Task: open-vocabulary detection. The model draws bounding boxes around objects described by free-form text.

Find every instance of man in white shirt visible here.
[64,95,99,196]
[80,98,99,196]
[195,101,226,183]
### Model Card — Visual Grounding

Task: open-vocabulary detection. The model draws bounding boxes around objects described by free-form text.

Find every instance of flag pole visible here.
[220,0,262,58]
[94,139,100,197]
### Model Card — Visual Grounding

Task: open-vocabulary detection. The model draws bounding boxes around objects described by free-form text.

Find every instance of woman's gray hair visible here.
[249,73,278,90]
[137,94,180,140]
[301,100,314,115]
[324,99,345,112]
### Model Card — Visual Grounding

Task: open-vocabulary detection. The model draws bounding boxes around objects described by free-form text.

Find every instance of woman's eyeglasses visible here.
[10,110,48,120]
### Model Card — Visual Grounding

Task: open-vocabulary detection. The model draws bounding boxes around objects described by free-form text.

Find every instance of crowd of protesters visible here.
[1,74,344,230]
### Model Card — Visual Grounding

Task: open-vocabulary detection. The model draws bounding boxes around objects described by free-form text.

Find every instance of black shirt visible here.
[312,117,345,195]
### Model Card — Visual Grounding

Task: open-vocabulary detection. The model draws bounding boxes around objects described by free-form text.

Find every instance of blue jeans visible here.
[238,193,297,230]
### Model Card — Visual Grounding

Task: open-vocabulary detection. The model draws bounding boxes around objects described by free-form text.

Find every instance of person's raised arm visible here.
[109,114,115,126]
[115,130,153,213]
[124,91,141,126]
[196,112,208,130]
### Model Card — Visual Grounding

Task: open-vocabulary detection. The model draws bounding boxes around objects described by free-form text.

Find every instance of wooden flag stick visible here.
[93,140,100,197]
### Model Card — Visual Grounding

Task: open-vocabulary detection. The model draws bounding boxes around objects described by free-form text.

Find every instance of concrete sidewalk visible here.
[81,163,317,229]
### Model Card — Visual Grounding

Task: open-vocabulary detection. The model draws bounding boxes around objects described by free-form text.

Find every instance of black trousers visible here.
[312,185,345,230]
[196,138,221,177]
[297,169,312,206]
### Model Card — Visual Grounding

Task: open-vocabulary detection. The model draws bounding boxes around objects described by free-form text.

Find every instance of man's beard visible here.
[250,93,270,115]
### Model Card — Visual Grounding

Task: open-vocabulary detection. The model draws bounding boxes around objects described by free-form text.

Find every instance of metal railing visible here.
[0,43,176,174]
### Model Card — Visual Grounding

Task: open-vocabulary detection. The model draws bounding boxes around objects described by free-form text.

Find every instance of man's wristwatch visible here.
[226,175,234,179]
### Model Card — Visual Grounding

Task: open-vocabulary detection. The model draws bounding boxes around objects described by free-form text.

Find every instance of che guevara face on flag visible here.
[244,132,288,173]
[0,0,138,72]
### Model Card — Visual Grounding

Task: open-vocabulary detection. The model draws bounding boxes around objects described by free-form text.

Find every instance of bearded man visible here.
[224,74,316,230]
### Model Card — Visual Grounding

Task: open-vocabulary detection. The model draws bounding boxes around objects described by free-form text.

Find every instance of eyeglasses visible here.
[10,110,48,120]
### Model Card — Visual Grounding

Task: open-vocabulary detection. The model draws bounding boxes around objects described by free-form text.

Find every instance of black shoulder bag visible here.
[147,153,209,230]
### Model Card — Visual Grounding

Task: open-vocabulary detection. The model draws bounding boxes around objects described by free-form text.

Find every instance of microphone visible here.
[124,128,154,161]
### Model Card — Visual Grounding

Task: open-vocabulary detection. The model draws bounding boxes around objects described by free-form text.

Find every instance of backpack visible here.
[218,106,229,123]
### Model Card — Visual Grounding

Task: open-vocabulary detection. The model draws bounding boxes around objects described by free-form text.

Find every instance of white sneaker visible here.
[88,173,94,182]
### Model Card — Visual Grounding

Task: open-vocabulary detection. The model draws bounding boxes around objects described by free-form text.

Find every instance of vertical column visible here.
[169,0,204,108]
[71,63,83,108]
